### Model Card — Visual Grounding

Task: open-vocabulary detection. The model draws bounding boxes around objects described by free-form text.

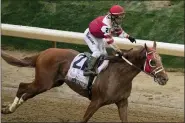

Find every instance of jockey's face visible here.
[112,14,125,25]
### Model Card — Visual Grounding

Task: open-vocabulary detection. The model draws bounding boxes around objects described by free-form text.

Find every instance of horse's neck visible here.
[111,61,141,80]
[131,56,145,70]
[108,53,145,81]
[126,47,146,70]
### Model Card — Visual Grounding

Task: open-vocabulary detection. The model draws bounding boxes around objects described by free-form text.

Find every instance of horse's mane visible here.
[106,45,145,63]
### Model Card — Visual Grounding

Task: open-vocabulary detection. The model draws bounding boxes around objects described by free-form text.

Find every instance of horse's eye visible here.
[149,59,156,67]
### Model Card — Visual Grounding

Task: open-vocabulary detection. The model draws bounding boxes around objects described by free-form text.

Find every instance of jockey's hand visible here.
[116,50,123,57]
[128,36,136,43]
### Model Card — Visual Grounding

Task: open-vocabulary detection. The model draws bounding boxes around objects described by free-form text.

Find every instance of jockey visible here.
[83,5,136,76]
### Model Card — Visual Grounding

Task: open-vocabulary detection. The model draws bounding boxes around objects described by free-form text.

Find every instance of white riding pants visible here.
[84,28,109,73]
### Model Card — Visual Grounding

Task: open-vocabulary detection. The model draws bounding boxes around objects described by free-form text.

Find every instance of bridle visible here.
[143,50,164,81]
[146,51,164,74]
[119,48,164,81]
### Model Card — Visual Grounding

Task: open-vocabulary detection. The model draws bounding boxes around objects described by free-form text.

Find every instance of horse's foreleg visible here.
[115,98,128,122]
[82,100,102,123]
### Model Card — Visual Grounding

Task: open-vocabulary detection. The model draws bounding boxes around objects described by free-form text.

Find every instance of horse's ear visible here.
[144,43,149,52]
[153,41,157,50]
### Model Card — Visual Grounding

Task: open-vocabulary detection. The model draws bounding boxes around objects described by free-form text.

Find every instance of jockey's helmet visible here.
[109,5,125,25]
[109,5,125,16]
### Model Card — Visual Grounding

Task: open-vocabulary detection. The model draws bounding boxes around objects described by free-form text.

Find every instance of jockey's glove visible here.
[116,51,123,57]
[116,50,123,57]
[128,36,136,43]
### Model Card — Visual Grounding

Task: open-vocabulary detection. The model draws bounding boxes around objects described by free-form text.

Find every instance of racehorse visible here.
[1,41,168,122]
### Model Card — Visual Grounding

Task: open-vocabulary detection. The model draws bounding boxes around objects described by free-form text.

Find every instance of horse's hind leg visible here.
[2,59,66,114]
[1,77,64,114]
[2,82,33,114]
[2,82,30,113]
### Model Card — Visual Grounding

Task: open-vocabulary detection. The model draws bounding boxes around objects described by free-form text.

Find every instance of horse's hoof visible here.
[1,107,13,114]
[1,103,13,114]
[2,102,11,108]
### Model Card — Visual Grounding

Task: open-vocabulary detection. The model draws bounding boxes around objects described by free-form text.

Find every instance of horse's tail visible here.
[1,50,40,68]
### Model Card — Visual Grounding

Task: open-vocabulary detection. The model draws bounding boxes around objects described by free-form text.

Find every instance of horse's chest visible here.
[107,82,132,101]
[105,91,131,104]
[116,89,131,100]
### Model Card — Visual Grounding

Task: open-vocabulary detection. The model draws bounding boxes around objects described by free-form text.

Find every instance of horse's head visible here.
[142,41,169,85]
[108,42,168,85]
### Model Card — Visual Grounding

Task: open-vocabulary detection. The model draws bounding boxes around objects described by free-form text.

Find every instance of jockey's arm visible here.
[103,35,122,54]
[114,26,136,43]
[118,30,129,38]
[101,26,122,54]
[113,26,129,38]
[109,43,122,54]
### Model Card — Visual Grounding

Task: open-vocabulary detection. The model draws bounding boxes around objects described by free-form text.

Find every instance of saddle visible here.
[66,52,105,100]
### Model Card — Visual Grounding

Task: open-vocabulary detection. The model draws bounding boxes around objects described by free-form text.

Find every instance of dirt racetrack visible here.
[1,50,184,122]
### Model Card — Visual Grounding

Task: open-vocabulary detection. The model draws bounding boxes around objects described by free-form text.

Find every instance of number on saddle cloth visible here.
[72,54,87,70]
[72,52,104,71]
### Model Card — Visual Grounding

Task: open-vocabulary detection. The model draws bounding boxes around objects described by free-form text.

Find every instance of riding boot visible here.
[84,56,98,76]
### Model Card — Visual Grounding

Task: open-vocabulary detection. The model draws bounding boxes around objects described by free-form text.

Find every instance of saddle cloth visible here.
[66,53,95,89]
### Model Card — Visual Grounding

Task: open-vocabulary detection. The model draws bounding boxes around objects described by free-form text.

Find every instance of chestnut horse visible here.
[1,41,168,122]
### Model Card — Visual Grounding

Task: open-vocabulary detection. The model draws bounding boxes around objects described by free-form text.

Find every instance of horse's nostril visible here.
[163,77,168,82]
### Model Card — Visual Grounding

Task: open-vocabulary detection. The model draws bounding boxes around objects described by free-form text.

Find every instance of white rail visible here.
[1,23,184,57]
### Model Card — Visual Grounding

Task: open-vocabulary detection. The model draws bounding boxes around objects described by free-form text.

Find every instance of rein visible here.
[120,55,154,77]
